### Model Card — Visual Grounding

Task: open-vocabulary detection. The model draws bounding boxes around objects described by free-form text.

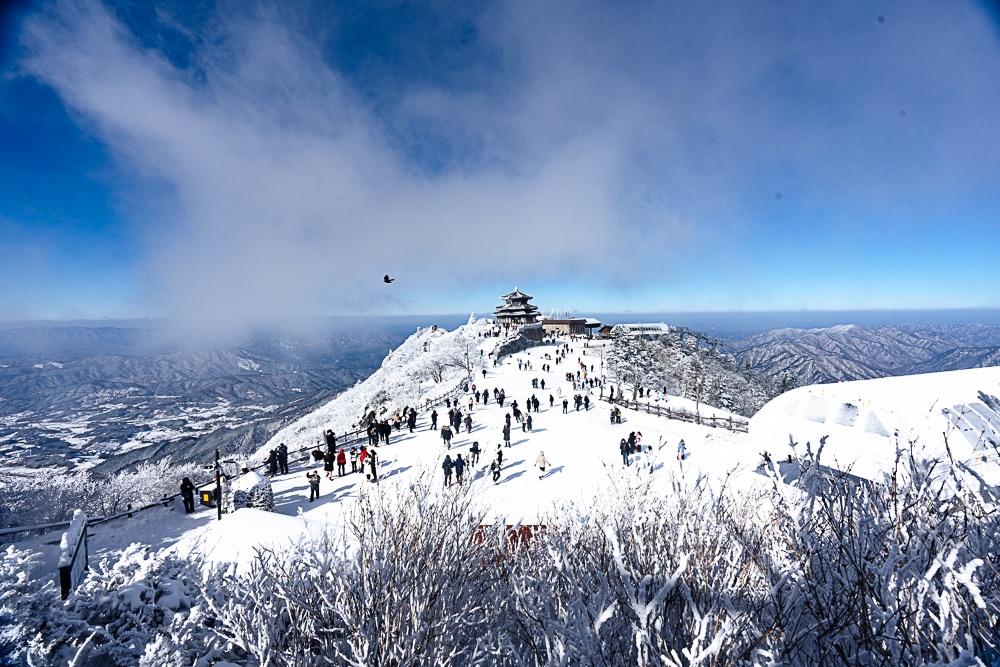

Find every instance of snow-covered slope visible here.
[750,366,1000,485]
[255,316,497,457]
[31,324,1000,574]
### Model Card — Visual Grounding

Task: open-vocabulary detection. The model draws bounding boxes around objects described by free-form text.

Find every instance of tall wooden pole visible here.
[215,449,222,521]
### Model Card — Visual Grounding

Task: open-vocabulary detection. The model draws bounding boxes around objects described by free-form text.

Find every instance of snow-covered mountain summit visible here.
[257,315,496,458]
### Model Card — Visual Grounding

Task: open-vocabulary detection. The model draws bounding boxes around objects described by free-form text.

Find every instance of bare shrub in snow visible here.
[8,446,1000,666]
[195,478,501,666]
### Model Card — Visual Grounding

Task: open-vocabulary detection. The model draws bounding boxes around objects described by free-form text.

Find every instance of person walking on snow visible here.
[502,423,511,447]
[443,454,454,487]
[336,448,347,477]
[441,424,453,449]
[470,441,481,466]
[454,453,466,484]
[677,439,687,461]
[431,409,438,430]
[491,457,501,484]
[349,446,358,473]
[535,450,551,479]
[620,438,630,467]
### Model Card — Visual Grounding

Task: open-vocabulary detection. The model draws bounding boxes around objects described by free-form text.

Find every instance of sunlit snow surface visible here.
[38,320,999,575]
[751,367,1000,484]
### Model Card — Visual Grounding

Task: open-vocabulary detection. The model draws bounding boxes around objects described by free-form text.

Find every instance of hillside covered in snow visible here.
[3,319,1000,666]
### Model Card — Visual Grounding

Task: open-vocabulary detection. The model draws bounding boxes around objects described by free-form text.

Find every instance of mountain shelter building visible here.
[493,288,540,328]
[541,318,588,336]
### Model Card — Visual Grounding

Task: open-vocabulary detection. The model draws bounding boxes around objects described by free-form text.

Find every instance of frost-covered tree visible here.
[605,325,661,400]
[6,446,1000,666]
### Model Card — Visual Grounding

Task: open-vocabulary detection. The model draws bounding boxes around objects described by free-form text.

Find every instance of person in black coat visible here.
[180,477,196,513]
[325,429,337,451]
[368,447,379,482]
[443,454,454,487]
[323,449,336,480]
[267,449,278,476]
[277,443,289,475]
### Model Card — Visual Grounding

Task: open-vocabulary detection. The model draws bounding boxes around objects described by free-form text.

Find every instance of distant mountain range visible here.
[3,317,999,475]
[0,322,428,475]
[726,323,1000,385]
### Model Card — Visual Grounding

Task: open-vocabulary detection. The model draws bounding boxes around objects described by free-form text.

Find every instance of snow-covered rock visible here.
[230,470,275,513]
[750,366,1000,487]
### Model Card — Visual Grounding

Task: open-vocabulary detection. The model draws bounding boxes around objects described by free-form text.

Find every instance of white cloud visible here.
[17,0,1000,320]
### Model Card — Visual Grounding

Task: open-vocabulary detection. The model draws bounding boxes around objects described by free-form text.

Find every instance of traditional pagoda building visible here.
[493,287,540,327]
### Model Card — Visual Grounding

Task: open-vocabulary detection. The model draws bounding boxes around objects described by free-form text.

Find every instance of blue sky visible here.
[2,0,999,324]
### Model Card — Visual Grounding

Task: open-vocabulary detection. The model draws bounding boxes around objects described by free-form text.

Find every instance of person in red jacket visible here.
[336,448,347,477]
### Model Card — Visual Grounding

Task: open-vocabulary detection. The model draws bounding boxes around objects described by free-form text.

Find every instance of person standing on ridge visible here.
[277,443,289,475]
[368,446,379,482]
[307,469,321,502]
[336,448,347,477]
[180,477,196,514]
[323,448,336,480]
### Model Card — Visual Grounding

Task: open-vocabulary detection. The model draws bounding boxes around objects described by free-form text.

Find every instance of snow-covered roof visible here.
[499,287,533,301]
[614,323,671,335]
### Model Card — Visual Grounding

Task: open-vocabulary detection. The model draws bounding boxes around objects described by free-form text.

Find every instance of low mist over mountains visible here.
[0,317,465,475]
[2,313,999,476]
[727,323,1000,385]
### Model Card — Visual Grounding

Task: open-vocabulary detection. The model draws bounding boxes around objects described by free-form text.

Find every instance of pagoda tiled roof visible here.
[500,287,533,301]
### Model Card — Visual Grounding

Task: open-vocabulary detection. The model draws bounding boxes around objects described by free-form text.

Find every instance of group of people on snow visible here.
[184,334,703,513]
